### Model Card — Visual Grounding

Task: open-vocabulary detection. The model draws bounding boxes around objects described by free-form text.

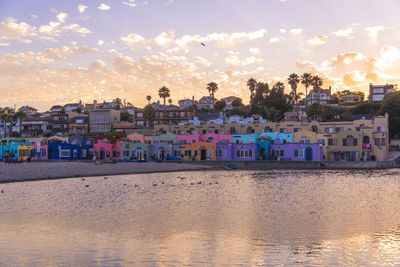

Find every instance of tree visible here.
[251,82,268,115]
[231,98,243,107]
[350,103,381,115]
[263,82,291,121]
[301,73,313,107]
[120,112,130,122]
[13,110,26,137]
[142,105,156,128]
[380,92,400,138]
[306,102,324,122]
[214,100,226,112]
[288,73,300,108]
[0,113,13,137]
[247,78,257,102]
[311,75,323,89]
[113,98,123,109]
[146,95,152,105]
[322,106,344,122]
[207,82,218,111]
[158,86,170,124]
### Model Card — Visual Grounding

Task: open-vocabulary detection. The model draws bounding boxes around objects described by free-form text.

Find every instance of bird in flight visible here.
[201,43,206,47]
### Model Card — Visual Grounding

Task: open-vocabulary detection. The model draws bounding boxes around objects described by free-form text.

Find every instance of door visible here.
[136,149,142,160]
[159,149,165,160]
[334,152,340,161]
[305,147,312,161]
[100,149,105,160]
[200,149,207,160]
[260,148,266,160]
[48,149,53,159]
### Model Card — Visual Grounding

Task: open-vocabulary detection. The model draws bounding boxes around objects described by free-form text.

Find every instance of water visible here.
[1,169,400,266]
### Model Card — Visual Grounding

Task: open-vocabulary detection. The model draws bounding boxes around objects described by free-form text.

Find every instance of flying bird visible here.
[201,42,206,47]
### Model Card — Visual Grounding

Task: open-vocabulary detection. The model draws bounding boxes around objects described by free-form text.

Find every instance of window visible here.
[381,138,386,146]
[218,149,226,157]
[317,139,326,145]
[113,151,120,158]
[294,128,301,133]
[123,150,129,157]
[60,149,70,157]
[73,149,78,158]
[280,150,284,157]
[249,150,253,157]
[194,150,198,156]
[328,138,337,146]
[294,149,304,157]
[236,150,240,157]
[325,127,333,133]
[202,130,207,134]
[299,138,311,144]
[81,149,87,158]
[184,150,192,157]
[41,149,46,157]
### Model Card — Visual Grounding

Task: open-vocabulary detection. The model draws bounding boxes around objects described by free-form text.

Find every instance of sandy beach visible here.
[0,161,215,183]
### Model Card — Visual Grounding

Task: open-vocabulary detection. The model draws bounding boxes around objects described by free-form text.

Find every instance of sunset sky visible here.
[1,0,400,111]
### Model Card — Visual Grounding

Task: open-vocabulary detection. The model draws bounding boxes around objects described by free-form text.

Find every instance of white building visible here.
[369,83,393,102]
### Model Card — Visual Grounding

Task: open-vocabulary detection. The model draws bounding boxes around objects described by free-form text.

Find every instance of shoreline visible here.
[0,158,399,184]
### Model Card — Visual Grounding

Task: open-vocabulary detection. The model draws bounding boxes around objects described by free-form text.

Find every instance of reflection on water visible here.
[1,169,400,265]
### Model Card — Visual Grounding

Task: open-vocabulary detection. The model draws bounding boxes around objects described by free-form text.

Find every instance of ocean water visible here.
[1,169,400,266]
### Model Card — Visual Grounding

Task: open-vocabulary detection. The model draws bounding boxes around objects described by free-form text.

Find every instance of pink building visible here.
[177,133,232,144]
[126,133,152,144]
[199,133,232,143]
[177,134,200,144]
[93,139,121,160]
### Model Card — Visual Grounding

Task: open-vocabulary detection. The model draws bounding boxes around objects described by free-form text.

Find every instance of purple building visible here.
[270,141,323,162]
[216,143,257,161]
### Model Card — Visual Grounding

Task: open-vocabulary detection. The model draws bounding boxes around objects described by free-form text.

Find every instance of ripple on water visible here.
[1,169,400,266]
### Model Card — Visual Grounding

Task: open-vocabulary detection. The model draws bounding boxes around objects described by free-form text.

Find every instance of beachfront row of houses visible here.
[0,132,324,162]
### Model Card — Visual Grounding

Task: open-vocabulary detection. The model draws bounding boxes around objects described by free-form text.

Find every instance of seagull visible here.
[134,184,139,187]
[82,178,86,181]
[153,183,157,187]
[85,185,89,187]
[1,190,4,193]
[104,177,108,179]
[201,42,206,47]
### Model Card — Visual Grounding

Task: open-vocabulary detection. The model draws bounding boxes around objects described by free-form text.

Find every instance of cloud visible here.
[176,29,267,49]
[120,33,151,49]
[154,30,175,47]
[56,12,68,23]
[123,0,136,7]
[296,60,314,68]
[289,28,302,34]
[0,17,37,44]
[249,48,261,55]
[98,40,104,46]
[78,4,88,13]
[375,46,400,72]
[269,37,279,44]
[225,52,262,66]
[98,3,111,11]
[331,52,365,66]
[342,71,365,86]
[366,26,384,42]
[332,27,352,38]
[307,35,328,46]
[63,24,91,36]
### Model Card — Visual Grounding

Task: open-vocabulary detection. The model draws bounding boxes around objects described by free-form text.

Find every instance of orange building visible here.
[181,142,216,161]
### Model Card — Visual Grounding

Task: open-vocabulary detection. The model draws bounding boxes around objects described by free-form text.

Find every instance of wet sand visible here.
[0,161,215,183]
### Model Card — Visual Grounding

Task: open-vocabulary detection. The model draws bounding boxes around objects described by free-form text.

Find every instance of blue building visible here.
[47,141,92,160]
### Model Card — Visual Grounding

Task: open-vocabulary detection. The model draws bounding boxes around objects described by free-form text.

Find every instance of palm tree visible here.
[146,95,152,105]
[13,110,26,137]
[247,78,257,101]
[207,82,218,112]
[288,73,300,107]
[311,75,323,89]
[301,73,313,107]
[158,86,170,124]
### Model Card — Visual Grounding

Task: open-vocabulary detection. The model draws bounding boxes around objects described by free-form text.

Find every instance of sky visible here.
[1,0,400,111]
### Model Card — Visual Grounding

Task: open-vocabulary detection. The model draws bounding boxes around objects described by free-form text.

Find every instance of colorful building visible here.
[93,139,121,160]
[216,143,257,161]
[150,142,173,160]
[181,142,216,161]
[270,141,323,162]
[121,140,150,161]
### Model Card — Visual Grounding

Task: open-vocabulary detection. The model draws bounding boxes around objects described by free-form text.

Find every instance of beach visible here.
[0,161,215,183]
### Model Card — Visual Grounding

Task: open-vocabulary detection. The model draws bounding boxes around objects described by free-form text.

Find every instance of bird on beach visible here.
[85,185,89,187]
[197,181,202,184]
[1,189,4,193]
[134,184,139,187]
[161,182,165,184]
[82,178,86,181]
[104,177,108,179]
[201,42,206,46]
[153,183,157,186]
